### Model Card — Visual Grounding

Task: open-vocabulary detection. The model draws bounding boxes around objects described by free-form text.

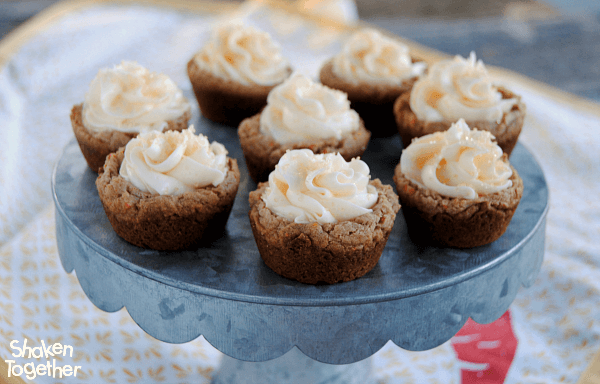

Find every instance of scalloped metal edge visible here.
[55,201,545,364]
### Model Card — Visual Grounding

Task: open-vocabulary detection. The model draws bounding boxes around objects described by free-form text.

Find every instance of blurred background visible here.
[1,0,599,101]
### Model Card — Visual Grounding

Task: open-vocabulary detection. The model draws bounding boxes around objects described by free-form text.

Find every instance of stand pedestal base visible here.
[212,348,374,384]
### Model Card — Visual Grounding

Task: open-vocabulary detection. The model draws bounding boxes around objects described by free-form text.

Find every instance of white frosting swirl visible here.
[259,73,360,144]
[410,52,517,123]
[83,61,190,134]
[262,149,378,224]
[120,126,229,196]
[400,119,512,199]
[193,23,290,86]
[332,29,426,85]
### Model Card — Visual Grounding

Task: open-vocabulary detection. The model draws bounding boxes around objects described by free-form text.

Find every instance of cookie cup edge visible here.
[96,147,240,251]
[393,161,524,248]
[238,113,371,183]
[248,179,400,284]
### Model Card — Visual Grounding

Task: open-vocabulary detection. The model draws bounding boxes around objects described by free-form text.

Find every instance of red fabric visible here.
[451,311,518,383]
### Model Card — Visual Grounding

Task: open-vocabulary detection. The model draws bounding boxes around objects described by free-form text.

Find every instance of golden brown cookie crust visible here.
[393,86,526,156]
[319,59,420,137]
[319,59,419,105]
[393,159,524,248]
[70,104,190,173]
[249,179,400,284]
[238,114,371,183]
[238,113,371,183]
[187,58,292,127]
[96,147,240,251]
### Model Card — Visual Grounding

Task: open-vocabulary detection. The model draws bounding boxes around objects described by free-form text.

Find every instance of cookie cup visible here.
[393,160,523,248]
[320,59,420,137]
[249,179,400,284]
[187,59,291,127]
[96,147,240,251]
[238,113,371,183]
[393,86,526,156]
[71,104,191,173]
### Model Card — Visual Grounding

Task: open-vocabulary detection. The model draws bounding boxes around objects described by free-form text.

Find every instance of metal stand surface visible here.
[52,123,548,382]
[213,348,373,384]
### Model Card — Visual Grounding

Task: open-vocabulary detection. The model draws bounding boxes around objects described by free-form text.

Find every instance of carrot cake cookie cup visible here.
[188,23,292,126]
[393,52,525,156]
[238,73,371,183]
[249,149,400,284]
[96,126,240,251]
[71,61,191,173]
[393,119,523,248]
[320,28,426,137]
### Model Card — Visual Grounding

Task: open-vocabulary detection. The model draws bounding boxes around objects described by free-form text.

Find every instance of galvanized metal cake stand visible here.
[52,120,548,384]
